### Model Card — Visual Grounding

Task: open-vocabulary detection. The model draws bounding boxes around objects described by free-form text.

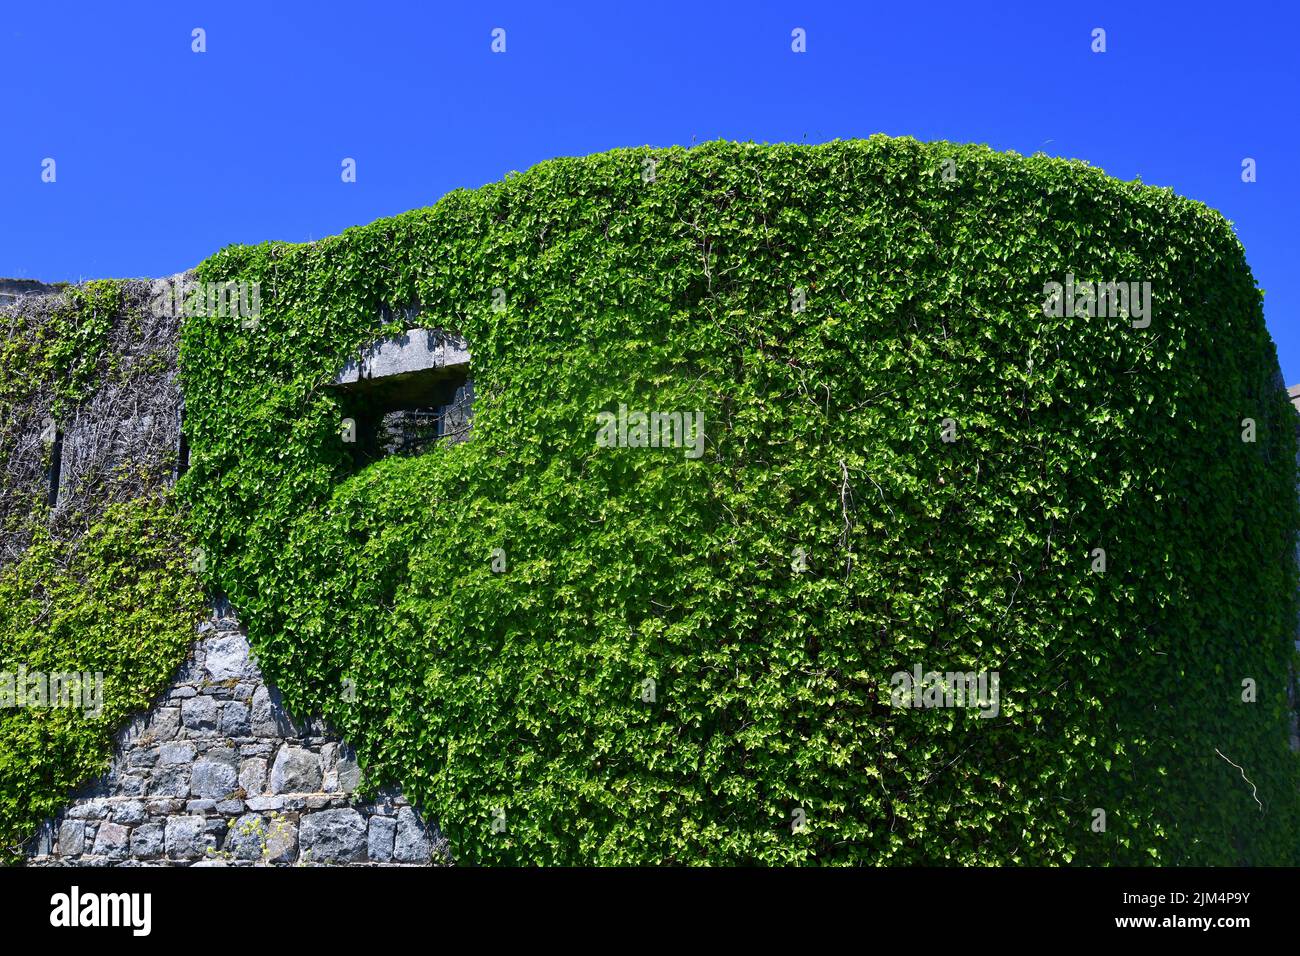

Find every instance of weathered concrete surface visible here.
[0,277,185,565]
[0,278,60,306]
[335,327,469,386]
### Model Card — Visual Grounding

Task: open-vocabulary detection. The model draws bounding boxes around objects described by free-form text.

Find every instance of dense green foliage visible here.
[0,279,122,413]
[180,137,1299,864]
[0,495,203,862]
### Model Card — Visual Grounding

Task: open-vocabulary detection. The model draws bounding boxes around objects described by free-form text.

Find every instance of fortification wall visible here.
[26,604,448,866]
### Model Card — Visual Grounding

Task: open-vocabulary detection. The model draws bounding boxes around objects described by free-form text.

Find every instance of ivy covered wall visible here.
[176,137,1300,865]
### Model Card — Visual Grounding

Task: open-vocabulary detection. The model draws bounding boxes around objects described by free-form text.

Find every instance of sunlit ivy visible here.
[179,137,1300,865]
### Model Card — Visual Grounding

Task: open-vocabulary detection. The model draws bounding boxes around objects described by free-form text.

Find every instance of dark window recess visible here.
[46,428,63,507]
[343,374,473,467]
[333,327,473,468]
[174,406,190,481]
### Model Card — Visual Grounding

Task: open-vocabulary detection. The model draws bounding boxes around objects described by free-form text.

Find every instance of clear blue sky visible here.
[2,1,1297,382]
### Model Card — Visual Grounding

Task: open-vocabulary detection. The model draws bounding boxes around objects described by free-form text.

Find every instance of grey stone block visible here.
[337,745,360,794]
[159,741,196,765]
[226,813,268,860]
[149,766,190,797]
[181,695,218,731]
[144,707,181,743]
[394,806,434,864]
[128,747,158,769]
[113,715,150,751]
[269,745,322,794]
[252,686,297,737]
[91,822,131,860]
[368,815,396,863]
[264,816,298,864]
[165,816,207,860]
[67,799,109,821]
[111,800,147,825]
[205,818,229,844]
[219,701,251,736]
[300,809,367,863]
[58,820,86,856]
[205,632,252,680]
[239,757,267,795]
[209,746,240,766]
[191,754,239,799]
[245,796,285,812]
[114,773,147,797]
[130,823,164,858]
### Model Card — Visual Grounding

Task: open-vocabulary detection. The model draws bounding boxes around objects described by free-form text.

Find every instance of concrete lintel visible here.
[335,328,469,387]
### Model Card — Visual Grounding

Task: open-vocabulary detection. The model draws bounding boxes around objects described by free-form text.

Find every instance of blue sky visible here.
[2,1,1297,381]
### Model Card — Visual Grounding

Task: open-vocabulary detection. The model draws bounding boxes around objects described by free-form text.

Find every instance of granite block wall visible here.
[25,607,449,866]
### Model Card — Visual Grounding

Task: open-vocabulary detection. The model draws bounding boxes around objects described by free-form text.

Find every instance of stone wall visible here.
[25,606,449,866]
